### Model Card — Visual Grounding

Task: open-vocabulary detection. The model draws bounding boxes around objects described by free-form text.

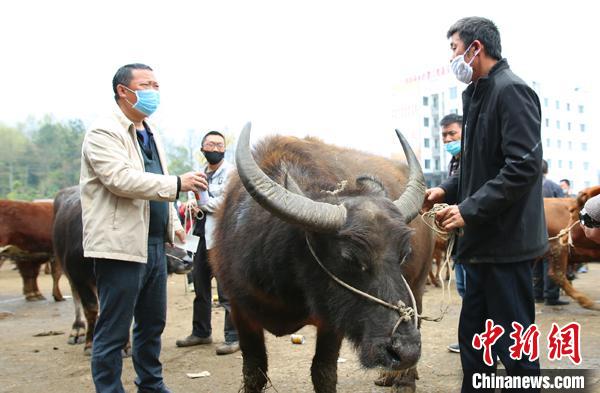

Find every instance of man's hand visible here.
[175,229,186,244]
[435,205,465,231]
[180,171,208,192]
[422,187,446,212]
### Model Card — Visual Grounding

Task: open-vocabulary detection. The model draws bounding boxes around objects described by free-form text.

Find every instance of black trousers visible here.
[532,258,560,301]
[191,236,238,343]
[460,261,540,393]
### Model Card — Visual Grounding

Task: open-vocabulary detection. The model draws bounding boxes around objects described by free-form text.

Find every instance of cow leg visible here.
[233,307,268,393]
[548,246,600,310]
[67,289,86,345]
[390,367,419,393]
[50,257,64,301]
[311,327,343,393]
[16,260,45,301]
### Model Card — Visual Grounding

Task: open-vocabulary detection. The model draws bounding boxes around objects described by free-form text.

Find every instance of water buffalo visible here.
[212,124,434,393]
[0,199,63,301]
[52,186,188,354]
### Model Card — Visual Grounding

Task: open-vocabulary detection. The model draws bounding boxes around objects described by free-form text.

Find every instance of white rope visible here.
[419,203,457,322]
[306,234,418,330]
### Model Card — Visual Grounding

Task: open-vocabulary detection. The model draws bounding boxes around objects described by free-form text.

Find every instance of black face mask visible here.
[203,150,225,165]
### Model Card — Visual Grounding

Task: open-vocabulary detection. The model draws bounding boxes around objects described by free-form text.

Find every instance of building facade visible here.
[393,65,595,192]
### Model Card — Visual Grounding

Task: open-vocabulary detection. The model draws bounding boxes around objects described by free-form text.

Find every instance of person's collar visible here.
[113,103,155,134]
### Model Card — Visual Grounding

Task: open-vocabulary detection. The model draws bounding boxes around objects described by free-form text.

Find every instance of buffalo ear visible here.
[282,163,305,196]
[356,175,387,198]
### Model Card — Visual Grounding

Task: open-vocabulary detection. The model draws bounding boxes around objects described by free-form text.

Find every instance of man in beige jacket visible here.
[80,63,207,393]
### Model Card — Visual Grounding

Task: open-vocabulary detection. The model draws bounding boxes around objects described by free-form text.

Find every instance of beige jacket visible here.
[80,108,183,263]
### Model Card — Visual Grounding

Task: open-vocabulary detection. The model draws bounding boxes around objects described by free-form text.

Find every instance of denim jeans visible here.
[91,242,169,393]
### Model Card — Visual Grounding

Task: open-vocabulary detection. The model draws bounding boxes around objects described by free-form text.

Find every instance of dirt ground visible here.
[1,263,600,393]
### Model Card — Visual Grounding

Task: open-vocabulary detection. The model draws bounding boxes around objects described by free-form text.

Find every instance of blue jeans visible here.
[455,262,466,299]
[91,242,169,393]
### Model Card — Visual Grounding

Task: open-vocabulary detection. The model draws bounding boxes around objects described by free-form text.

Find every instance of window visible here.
[434,139,439,149]
[544,98,549,107]
[557,140,562,148]
[584,162,590,171]
[582,143,588,151]
[556,100,560,109]
[547,159,552,168]
[568,141,572,150]
[558,160,563,169]
[566,103,571,111]
[546,138,551,148]
[449,87,457,99]
[435,159,440,171]
[568,122,571,131]
[580,124,586,132]
[556,120,560,129]
[422,96,429,106]
[451,108,458,114]
[579,105,584,113]
[424,138,430,148]
[424,159,431,170]
[424,117,430,127]
[545,118,549,127]
[569,161,573,170]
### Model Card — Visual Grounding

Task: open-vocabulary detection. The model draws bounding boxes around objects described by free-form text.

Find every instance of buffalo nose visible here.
[390,334,421,369]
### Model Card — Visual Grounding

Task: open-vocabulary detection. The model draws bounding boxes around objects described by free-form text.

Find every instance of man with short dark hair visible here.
[176,131,239,355]
[440,113,465,354]
[423,17,545,392]
[81,63,208,393]
[560,178,574,197]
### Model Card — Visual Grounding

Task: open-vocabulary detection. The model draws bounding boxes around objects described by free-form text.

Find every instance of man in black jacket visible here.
[423,17,546,392]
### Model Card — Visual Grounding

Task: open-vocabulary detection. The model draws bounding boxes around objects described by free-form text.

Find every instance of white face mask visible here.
[450,43,480,84]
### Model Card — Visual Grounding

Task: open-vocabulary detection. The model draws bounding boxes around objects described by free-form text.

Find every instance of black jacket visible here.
[440,59,548,263]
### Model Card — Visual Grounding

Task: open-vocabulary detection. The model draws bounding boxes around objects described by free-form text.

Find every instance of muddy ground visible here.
[1,263,600,393]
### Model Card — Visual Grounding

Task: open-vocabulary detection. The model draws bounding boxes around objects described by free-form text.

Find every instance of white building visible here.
[392,65,596,192]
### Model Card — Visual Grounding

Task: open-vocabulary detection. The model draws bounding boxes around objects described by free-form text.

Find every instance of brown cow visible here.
[0,200,63,301]
[544,195,600,310]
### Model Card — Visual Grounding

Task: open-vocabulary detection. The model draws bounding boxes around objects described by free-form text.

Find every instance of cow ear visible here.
[356,175,387,198]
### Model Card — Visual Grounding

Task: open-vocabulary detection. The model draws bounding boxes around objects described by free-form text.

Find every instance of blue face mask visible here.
[124,86,160,116]
[445,140,461,156]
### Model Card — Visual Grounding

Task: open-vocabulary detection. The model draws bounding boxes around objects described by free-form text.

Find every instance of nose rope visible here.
[419,203,456,322]
[305,234,418,331]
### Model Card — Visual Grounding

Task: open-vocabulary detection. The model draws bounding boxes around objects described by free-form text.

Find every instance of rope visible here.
[548,220,579,242]
[306,234,417,331]
[418,203,457,322]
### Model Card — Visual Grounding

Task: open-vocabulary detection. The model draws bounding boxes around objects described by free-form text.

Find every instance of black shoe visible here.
[545,299,569,306]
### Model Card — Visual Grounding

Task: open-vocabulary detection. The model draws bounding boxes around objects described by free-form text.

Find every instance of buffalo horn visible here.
[235,123,347,232]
